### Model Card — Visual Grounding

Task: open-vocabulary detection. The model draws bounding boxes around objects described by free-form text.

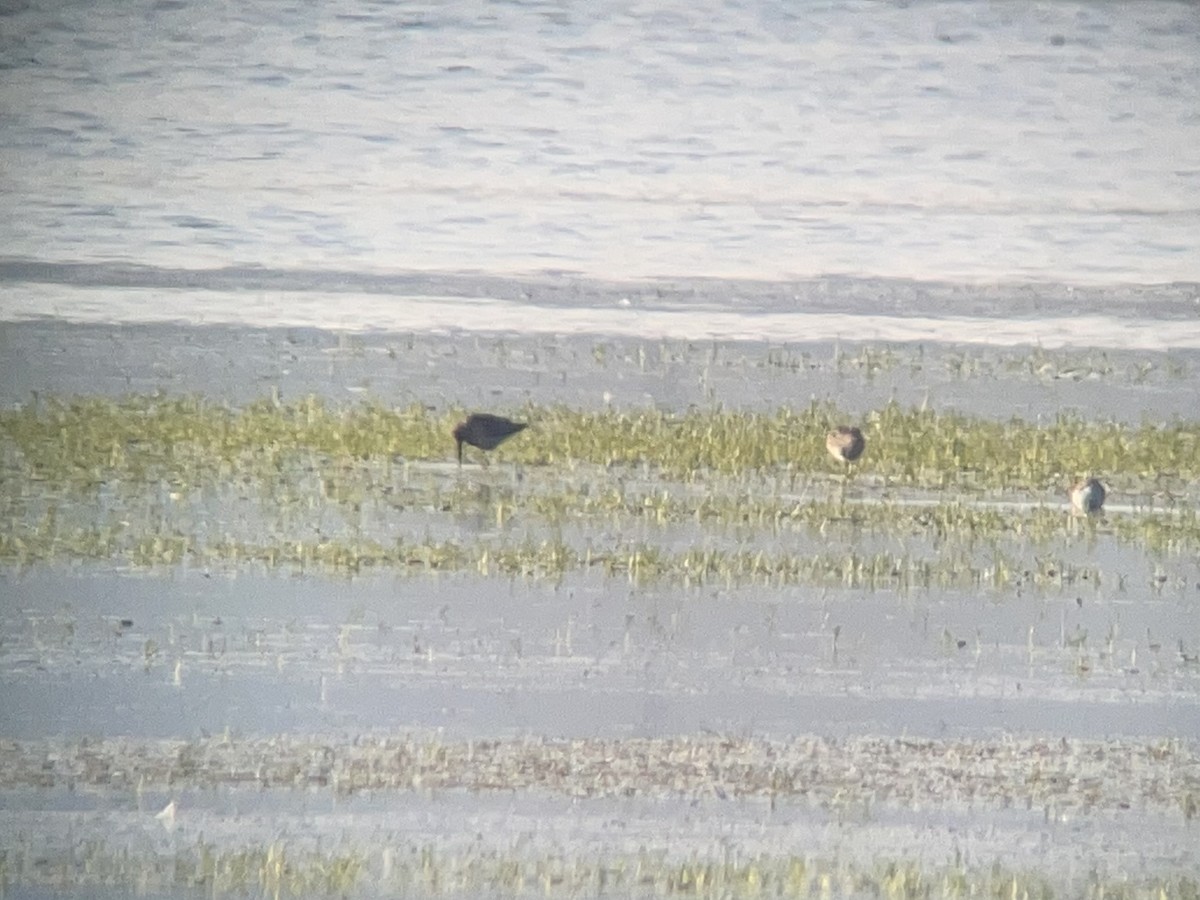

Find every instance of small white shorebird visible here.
[1070,477,1106,515]
[155,799,177,831]
[826,426,866,466]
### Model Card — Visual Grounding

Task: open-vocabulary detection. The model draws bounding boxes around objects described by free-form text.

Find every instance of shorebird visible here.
[155,799,177,831]
[825,425,866,465]
[1070,477,1106,515]
[453,413,527,464]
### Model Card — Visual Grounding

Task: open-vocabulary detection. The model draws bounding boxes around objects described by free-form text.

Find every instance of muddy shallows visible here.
[2,331,1198,899]
[0,734,1197,898]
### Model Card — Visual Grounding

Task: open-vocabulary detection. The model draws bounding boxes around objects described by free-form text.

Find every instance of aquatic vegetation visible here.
[0,733,1195,897]
[0,521,1114,590]
[2,732,1191,809]
[1,394,1199,580]
[8,837,1194,899]
[1,352,1197,900]
[3,394,1199,485]
[6,841,1196,900]
[0,838,365,898]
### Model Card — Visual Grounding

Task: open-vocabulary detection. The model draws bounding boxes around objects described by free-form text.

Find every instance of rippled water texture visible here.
[2,0,1198,283]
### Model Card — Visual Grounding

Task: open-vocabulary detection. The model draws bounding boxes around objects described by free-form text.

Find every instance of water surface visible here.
[2,0,1197,284]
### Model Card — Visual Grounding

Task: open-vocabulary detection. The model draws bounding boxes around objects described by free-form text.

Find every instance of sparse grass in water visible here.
[4,733,1192,809]
[3,394,1200,578]
[0,517,1115,590]
[4,395,1198,484]
[15,839,1193,899]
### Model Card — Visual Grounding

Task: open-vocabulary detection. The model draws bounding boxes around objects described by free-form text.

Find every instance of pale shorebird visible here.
[453,413,527,464]
[155,799,177,831]
[1070,477,1106,515]
[825,425,866,465]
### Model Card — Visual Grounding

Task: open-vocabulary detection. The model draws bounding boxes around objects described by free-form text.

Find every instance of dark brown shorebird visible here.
[825,425,866,465]
[1070,477,1106,515]
[453,413,527,464]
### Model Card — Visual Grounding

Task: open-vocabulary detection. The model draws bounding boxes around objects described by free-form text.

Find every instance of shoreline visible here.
[2,265,1200,349]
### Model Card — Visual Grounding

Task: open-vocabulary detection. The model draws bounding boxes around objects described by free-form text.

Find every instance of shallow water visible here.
[1,783,1194,896]
[2,321,1199,893]
[4,319,1200,423]
[1,561,1197,744]
[2,322,1198,748]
